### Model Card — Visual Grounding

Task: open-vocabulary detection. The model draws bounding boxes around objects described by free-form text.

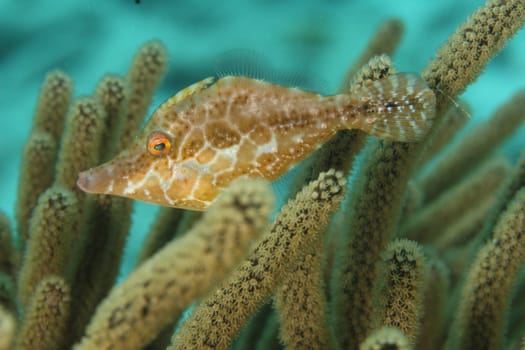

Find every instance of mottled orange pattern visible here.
[77,74,435,210]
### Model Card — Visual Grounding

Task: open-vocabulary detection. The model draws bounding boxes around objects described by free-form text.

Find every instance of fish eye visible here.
[147,131,172,156]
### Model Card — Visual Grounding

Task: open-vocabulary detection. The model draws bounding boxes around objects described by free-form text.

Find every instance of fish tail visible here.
[351,73,436,142]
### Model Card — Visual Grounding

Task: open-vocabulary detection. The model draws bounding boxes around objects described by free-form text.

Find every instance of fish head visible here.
[77,77,220,210]
[77,125,192,207]
[77,122,212,210]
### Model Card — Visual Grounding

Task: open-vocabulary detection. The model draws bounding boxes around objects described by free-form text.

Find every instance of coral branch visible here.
[15,276,71,350]
[331,140,419,349]
[332,2,525,347]
[418,91,525,203]
[359,327,412,350]
[419,102,469,165]
[417,257,449,350]
[95,74,129,161]
[423,0,525,114]
[74,179,273,350]
[119,40,168,149]
[404,156,510,242]
[374,239,426,344]
[452,188,525,349]
[16,186,79,309]
[15,132,58,244]
[54,96,107,197]
[341,18,404,91]
[275,251,336,350]
[16,70,72,252]
[136,207,184,265]
[169,170,346,350]
[31,70,73,141]
[0,212,16,283]
[0,305,16,350]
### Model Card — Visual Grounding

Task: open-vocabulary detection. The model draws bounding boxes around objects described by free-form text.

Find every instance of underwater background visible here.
[1,1,525,349]
[0,0,524,275]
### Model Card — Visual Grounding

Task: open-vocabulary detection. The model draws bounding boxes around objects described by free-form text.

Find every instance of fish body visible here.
[77,74,435,210]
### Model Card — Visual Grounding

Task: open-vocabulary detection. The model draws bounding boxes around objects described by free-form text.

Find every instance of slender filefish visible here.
[77,74,435,210]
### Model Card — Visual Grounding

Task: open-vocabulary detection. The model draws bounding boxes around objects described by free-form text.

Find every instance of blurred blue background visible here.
[1,0,523,273]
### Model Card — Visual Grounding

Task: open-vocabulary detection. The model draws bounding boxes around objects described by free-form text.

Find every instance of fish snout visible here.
[77,166,113,194]
[77,170,95,193]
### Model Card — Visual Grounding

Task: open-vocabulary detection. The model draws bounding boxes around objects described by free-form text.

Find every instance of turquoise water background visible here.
[0,0,523,274]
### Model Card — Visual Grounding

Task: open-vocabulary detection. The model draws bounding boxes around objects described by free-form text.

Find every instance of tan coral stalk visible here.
[374,239,426,344]
[331,140,420,349]
[423,0,525,114]
[54,96,107,197]
[332,2,525,347]
[169,170,346,350]
[417,257,449,350]
[359,327,412,350]
[74,178,273,350]
[15,70,74,254]
[404,156,510,242]
[119,40,168,148]
[418,102,470,165]
[15,132,58,244]
[451,188,525,350]
[16,186,79,309]
[418,91,525,202]
[0,305,16,350]
[136,207,185,265]
[31,70,73,141]
[0,212,16,282]
[275,251,336,350]
[95,74,129,160]
[15,276,71,350]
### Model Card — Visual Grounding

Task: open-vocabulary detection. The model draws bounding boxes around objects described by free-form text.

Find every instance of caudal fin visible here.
[352,73,436,142]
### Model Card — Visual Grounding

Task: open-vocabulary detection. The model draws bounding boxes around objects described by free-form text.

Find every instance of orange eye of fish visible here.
[147,131,172,156]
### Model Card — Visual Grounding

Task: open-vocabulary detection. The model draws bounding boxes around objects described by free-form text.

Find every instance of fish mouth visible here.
[77,170,95,193]
[77,165,114,194]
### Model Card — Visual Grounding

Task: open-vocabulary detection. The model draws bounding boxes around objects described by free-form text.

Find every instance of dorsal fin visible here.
[213,49,326,93]
[214,49,272,81]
